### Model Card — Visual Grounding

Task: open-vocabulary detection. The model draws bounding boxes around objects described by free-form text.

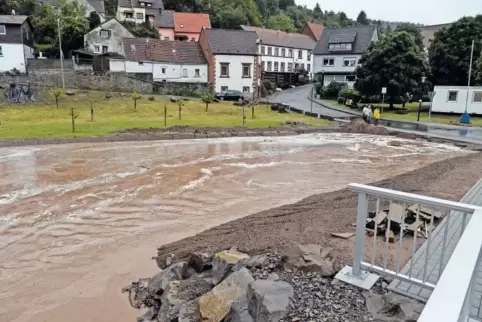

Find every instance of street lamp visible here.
[417,76,426,122]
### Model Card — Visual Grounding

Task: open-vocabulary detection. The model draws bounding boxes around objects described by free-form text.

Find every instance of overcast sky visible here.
[297,0,479,25]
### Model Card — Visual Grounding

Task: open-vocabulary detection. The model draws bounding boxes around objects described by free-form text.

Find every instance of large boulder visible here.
[178,300,200,322]
[212,250,249,285]
[247,280,294,322]
[158,277,211,322]
[198,267,254,322]
[224,295,253,322]
[284,244,338,277]
[364,292,425,322]
[188,252,214,273]
[148,262,188,295]
[232,254,269,272]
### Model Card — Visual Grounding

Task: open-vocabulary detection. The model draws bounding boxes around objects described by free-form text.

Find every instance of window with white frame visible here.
[102,45,108,53]
[307,64,310,72]
[242,63,251,77]
[221,86,228,92]
[267,47,272,55]
[473,91,482,103]
[262,46,266,55]
[281,48,286,57]
[274,62,278,71]
[0,45,3,56]
[267,61,272,71]
[298,50,302,59]
[307,51,311,61]
[220,63,229,77]
[161,67,166,74]
[182,68,188,77]
[275,47,279,56]
[280,62,285,71]
[136,12,144,20]
[346,75,356,82]
[100,29,111,38]
[294,63,299,70]
[448,91,458,102]
[287,62,292,71]
[288,49,293,57]
[93,45,101,53]
[243,86,250,93]
[0,25,5,35]
[261,61,265,71]
[343,57,356,67]
[195,69,200,77]
[323,58,335,66]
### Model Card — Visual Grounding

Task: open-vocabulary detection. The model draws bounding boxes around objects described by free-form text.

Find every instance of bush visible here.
[320,81,346,98]
[148,96,155,101]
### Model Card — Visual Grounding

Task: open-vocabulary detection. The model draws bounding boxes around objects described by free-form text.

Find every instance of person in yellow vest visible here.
[373,106,380,125]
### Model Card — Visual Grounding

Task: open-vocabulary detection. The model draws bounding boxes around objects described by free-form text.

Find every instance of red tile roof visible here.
[173,12,211,33]
[305,22,324,41]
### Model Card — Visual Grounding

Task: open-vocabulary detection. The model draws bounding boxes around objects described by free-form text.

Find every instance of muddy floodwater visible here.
[0,133,468,322]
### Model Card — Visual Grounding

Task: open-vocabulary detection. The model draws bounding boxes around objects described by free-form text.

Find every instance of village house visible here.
[313,25,378,88]
[240,25,316,87]
[0,15,34,74]
[157,11,211,41]
[302,22,324,42]
[110,38,208,83]
[198,28,260,96]
[116,0,164,25]
[84,18,136,55]
[39,0,106,21]
[419,23,452,49]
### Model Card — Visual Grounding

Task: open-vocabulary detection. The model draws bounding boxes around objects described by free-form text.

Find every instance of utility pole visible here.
[57,7,65,89]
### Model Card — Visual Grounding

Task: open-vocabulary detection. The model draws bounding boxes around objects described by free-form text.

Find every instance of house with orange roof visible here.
[302,22,324,41]
[158,11,211,42]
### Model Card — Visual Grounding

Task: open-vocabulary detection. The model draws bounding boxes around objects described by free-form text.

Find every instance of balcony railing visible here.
[338,183,482,322]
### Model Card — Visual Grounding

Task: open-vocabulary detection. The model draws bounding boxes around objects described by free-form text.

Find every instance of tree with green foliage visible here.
[285,5,314,30]
[429,15,482,86]
[278,0,295,11]
[477,50,482,83]
[355,31,429,107]
[356,10,368,25]
[394,23,424,50]
[266,12,296,32]
[34,0,87,55]
[313,3,323,20]
[0,0,37,15]
[88,11,101,30]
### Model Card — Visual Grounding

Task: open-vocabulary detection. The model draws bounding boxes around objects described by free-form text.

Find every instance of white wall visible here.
[110,59,125,72]
[432,86,482,115]
[313,54,362,74]
[153,63,207,83]
[214,54,256,93]
[259,46,313,76]
[124,60,154,73]
[84,19,135,55]
[0,44,27,73]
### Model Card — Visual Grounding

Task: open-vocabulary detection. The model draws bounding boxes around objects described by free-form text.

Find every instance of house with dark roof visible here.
[110,38,208,83]
[240,25,316,81]
[84,18,136,55]
[313,25,378,88]
[198,28,260,95]
[116,0,164,26]
[39,0,106,21]
[157,11,211,42]
[0,15,34,74]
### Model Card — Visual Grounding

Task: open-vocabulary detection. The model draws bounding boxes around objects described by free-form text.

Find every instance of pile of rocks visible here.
[123,245,424,322]
[340,118,390,136]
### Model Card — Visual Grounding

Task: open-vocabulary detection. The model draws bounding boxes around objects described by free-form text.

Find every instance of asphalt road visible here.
[267,85,352,118]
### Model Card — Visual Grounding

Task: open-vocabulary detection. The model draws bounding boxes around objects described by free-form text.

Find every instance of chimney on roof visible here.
[11,9,16,16]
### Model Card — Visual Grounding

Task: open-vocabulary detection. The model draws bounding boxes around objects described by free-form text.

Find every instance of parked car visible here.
[215,90,243,101]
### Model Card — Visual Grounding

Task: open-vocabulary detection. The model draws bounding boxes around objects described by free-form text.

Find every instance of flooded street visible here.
[0,133,468,322]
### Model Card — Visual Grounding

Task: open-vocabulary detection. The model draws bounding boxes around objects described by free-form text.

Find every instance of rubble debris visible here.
[212,249,249,285]
[4,82,35,103]
[340,118,390,135]
[330,232,356,239]
[284,244,339,277]
[247,280,294,321]
[364,292,424,322]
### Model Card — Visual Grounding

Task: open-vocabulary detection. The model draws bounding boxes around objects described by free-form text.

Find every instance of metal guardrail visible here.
[418,209,482,322]
[350,183,478,288]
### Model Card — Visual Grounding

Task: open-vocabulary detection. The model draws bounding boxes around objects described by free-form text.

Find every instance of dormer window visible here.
[100,29,111,38]
[328,31,356,52]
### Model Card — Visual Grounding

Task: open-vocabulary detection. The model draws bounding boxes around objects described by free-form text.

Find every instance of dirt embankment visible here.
[152,152,482,269]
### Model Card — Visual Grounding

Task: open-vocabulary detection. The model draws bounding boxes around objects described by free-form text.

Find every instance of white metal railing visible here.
[418,209,482,322]
[347,183,482,320]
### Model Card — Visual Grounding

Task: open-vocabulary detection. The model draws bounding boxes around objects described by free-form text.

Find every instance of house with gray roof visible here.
[84,18,136,55]
[313,25,378,88]
[0,15,34,74]
[116,0,164,26]
[199,28,261,96]
[241,25,316,78]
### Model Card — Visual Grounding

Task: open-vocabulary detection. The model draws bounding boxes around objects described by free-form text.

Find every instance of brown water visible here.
[0,134,468,322]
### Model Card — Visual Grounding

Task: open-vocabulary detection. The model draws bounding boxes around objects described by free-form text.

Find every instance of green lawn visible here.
[0,91,332,139]
[327,100,482,126]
